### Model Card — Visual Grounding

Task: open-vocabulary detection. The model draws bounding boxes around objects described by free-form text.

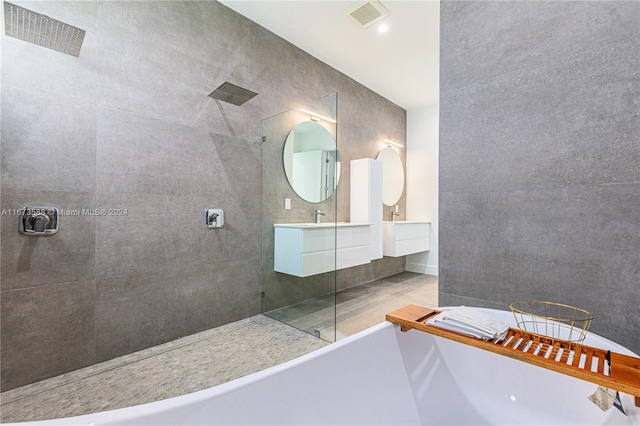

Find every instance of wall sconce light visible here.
[300,108,337,123]
[384,139,404,148]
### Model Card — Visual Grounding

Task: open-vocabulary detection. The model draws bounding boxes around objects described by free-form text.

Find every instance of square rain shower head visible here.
[4,2,86,57]
[208,81,258,106]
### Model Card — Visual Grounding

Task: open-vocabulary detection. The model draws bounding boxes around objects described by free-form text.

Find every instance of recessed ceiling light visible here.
[378,24,389,33]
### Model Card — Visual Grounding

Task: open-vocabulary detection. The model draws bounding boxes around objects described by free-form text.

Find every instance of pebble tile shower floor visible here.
[0,272,437,423]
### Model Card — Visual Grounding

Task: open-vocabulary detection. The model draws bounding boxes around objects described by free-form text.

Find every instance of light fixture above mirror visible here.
[384,139,404,148]
[299,108,337,123]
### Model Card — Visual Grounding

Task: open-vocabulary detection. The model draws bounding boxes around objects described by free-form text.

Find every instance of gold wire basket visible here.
[509,300,594,353]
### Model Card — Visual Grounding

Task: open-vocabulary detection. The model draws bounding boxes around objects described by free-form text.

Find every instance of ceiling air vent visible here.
[343,1,390,29]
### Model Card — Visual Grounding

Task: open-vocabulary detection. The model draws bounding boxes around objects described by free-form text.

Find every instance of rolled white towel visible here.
[426,306,509,342]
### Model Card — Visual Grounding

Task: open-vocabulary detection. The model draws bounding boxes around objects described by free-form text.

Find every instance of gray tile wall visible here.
[439,1,640,353]
[1,1,406,390]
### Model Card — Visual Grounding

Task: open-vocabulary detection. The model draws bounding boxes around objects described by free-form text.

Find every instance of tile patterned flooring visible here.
[336,272,438,337]
[0,272,437,423]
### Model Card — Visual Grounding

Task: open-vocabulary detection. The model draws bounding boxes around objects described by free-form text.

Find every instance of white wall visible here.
[406,105,439,276]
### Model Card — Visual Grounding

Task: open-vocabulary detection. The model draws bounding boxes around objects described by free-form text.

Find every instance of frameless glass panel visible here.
[261,93,338,343]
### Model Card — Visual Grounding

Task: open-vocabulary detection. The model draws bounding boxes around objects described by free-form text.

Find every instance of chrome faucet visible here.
[314,209,326,224]
[390,211,400,222]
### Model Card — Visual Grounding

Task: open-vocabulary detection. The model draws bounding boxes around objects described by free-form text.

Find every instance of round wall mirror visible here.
[376,147,404,206]
[283,121,340,203]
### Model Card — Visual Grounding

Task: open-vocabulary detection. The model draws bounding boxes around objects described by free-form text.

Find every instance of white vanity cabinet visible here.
[382,221,430,257]
[274,223,371,277]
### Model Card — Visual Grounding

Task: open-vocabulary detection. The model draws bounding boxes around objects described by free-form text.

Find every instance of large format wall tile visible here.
[96,34,237,136]
[1,189,95,290]
[1,86,97,193]
[247,24,334,110]
[440,0,640,354]
[439,292,506,311]
[97,1,250,67]
[95,260,260,361]
[440,183,640,353]
[440,37,639,192]
[95,1,268,141]
[96,108,260,198]
[0,281,95,391]
[440,1,640,91]
[94,192,260,279]
[440,184,639,305]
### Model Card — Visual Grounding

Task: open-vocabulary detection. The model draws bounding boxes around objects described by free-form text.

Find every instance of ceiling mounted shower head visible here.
[208,81,258,106]
[4,1,86,57]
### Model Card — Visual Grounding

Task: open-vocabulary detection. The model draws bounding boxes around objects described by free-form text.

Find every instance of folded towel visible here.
[426,306,509,342]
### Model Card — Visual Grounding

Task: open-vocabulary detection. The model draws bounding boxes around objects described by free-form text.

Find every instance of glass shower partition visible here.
[261,93,338,343]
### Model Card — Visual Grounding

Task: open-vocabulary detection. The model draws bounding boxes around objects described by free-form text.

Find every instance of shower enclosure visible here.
[261,93,338,342]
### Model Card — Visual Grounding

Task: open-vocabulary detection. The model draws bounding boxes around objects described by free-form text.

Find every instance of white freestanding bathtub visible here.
[16,308,639,425]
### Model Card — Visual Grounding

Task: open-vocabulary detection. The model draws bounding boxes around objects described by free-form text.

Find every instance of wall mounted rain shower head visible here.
[4,2,86,57]
[208,81,258,106]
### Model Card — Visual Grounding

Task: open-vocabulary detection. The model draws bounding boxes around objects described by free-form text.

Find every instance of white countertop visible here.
[382,220,430,224]
[274,222,370,229]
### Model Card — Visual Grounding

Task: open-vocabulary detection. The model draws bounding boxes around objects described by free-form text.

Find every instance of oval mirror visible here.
[283,121,340,203]
[376,147,404,206]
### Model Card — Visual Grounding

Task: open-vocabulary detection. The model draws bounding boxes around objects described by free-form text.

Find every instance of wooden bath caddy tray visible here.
[386,305,640,407]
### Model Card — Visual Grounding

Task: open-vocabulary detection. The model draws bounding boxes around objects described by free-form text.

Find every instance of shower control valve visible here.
[20,206,59,235]
[205,208,224,228]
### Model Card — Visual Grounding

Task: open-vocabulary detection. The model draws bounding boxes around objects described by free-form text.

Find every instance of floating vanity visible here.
[382,221,430,257]
[274,223,371,277]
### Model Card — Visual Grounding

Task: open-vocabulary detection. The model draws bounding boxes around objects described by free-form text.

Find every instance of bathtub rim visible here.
[6,306,638,425]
